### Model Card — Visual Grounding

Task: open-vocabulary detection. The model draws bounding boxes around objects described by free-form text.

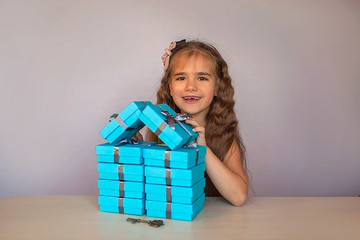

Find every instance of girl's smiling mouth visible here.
[183,96,201,104]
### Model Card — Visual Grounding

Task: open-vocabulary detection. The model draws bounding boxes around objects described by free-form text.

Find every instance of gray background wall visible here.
[1,0,359,198]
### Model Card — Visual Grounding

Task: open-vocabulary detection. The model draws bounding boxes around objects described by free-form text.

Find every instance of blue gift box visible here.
[145,193,205,221]
[99,101,152,144]
[144,163,205,187]
[139,104,198,150]
[98,179,145,199]
[99,196,145,215]
[143,144,206,169]
[145,178,205,204]
[98,163,144,182]
[96,142,155,164]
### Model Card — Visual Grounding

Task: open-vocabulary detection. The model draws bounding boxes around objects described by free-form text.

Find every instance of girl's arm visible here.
[186,119,248,207]
[205,141,248,206]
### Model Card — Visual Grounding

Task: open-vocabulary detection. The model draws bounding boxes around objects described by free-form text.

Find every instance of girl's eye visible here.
[175,77,186,81]
[198,77,208,81]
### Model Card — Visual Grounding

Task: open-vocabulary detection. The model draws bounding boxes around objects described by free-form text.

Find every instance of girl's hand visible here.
[185,119,206,146]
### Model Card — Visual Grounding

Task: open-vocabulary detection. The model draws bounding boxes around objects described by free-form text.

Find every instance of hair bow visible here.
[161,39,186,71]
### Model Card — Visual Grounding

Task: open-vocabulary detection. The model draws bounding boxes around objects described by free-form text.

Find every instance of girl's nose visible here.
[185,79,197,91]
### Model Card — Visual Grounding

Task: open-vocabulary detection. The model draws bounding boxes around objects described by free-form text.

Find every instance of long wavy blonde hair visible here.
[148,40,247,195]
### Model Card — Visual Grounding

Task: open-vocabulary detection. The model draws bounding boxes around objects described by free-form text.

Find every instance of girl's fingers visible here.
[185,120,205,134]
[185,119,206,145]
[191,126,206,146]
[185,119,200,127]
[192,126,205,134]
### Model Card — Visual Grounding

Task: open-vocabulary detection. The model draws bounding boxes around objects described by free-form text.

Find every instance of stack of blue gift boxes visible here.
[96,101,206,221]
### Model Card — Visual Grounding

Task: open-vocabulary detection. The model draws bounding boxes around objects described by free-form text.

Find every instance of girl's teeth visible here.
[184,97,200,100]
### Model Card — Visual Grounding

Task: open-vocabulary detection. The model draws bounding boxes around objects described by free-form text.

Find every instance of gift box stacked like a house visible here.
[143,144,206,221]
[96,101,206,221]
[140,103,206,221]
[96,101,152,215]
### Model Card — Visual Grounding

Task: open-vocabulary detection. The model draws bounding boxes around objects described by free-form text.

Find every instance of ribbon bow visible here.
[112,139,138,163]
[160,111,192,130]
[184,142,198,148]
[115,138,138,146]
[155,105,194,140]
[109,113,119,122]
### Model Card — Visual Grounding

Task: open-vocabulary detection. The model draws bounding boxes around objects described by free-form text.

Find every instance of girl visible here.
[147,40,248,207]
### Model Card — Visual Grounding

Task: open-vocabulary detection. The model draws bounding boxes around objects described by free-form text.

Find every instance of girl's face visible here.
[169,53,218,121]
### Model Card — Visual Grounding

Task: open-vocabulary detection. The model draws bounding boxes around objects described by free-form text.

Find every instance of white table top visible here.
[0,196,359,239]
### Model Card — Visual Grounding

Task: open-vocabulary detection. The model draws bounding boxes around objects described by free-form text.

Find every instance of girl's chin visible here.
[181,108,202,117]
[178,109,196,116]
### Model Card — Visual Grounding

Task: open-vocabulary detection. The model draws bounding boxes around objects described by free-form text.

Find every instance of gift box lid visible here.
[145,193,205,214]
[98,195,144,209]
[143,144,206,168]
[96,142,155,157]
[98,179,144,193]
[100,204,145,215]
[98,162,144,181]
[145,178,205,199]
[145,193,205,221]
[98,163,144,175]
[99,101,152,143]
[99,121,140,144]
[145,163,205,180]
[139,104,198,150]
[97,154,144,165]
[99,173,144,182]
[144,163,205,187]
[118,101,152,127]
[99,188,145,199]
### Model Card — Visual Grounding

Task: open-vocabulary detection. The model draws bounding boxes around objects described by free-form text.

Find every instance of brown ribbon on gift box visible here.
[166,203,171,219]
[165,168,171,186]
[112,139,138,163]
[114,147,119,163]
[115,115,129,129]
[163,146,199,168]
[119,181,125,198]
[164,151,170,168]
[184,143,200,165]
[111,114,144,131]
[195,150,199,165]
[118,198,124,213]
[109,113,130,130]
[118,165,124,181]
[166,186,172,202]
[155,122,167,137]
[109,101,147,129]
